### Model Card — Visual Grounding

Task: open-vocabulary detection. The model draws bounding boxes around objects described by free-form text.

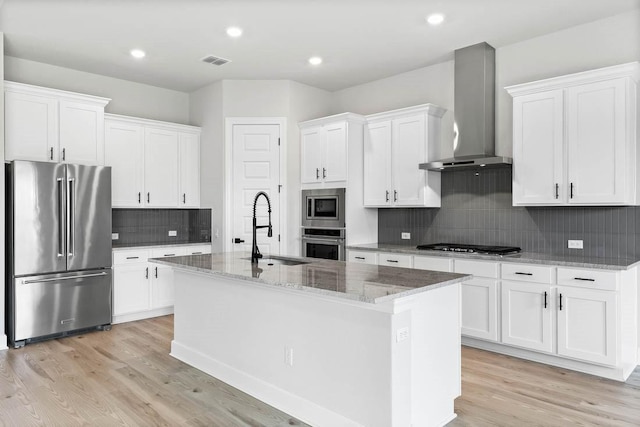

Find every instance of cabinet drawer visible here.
[413,255,453,272]
[113,249,150,265]
[557,267,618,291]
[348,250,378,265]
[502,263,554,284]
[151,247,187,258]
[454,259,499,278]
[378,252,412,268]
[183,244,212,255]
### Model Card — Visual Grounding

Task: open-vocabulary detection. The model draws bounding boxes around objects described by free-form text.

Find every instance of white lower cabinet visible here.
[501,280,553,353]
[377,252,412,268]
[556,286,618,366]
[112,244,210,323]
[455,260,500,342]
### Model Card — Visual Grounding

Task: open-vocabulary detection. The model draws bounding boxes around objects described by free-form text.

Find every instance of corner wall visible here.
[1,33,6,350]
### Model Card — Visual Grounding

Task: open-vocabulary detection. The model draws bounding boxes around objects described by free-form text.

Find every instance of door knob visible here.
[234,238,245,244]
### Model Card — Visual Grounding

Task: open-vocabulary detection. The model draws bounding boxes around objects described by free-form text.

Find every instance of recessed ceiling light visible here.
[130,49,146,59]
[426,13,445,26]
[226,27,243,38]
[309,56,323,66]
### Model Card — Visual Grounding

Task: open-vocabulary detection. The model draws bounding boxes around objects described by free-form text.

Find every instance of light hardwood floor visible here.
[1,316,639,426]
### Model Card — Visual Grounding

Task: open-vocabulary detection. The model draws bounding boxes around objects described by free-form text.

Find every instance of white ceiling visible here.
[1,0,638,93]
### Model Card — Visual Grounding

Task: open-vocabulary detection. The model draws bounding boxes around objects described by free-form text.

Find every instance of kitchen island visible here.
[151,252,469,427]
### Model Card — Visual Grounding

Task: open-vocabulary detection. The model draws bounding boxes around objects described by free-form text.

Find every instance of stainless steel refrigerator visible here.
[6,160,113,348]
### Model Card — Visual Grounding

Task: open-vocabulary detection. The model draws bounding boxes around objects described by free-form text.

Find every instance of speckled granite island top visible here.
[150,252,469,304]
[348,243,640,270]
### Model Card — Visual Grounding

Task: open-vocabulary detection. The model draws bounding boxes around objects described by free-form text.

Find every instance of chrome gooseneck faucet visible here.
[251,191,273,263]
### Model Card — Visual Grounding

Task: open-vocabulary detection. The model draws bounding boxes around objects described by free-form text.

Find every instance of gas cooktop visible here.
[416,243,521,255]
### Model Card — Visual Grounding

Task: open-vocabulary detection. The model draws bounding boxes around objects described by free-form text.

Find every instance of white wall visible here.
[4,56,190,124]
[330,10,640,159]
[189,79,332,255]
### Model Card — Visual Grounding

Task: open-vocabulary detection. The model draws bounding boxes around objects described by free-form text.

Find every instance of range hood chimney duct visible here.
[420,42,511,171]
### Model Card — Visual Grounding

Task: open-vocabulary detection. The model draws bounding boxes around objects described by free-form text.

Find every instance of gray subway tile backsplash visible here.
[378,168,640,259]
[112,208,212,247]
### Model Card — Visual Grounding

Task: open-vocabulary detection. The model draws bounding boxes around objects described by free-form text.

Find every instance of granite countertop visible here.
[112,242,211,250]
[150,252,469,304]
[347,243,640,271]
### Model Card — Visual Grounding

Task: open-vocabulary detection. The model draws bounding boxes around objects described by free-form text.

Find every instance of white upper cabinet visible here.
[507,62,639,206]
[4,81,110,164]
[104,114,201,208]
[299,113,365,188]
[179,132,201,208]
[363,104,445,207]
[104,119,144,207]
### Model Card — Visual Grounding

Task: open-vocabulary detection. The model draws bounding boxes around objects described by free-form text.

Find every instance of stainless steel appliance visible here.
[301,227,345,261]
[6,160,113,348]
[417,243,521,255]
[301,188,345,228]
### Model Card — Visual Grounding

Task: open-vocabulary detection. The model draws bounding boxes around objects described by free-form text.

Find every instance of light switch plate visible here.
[568,240,583,249]
[401,232,411,240]
[111,233,119,240]
[168,230,177,237]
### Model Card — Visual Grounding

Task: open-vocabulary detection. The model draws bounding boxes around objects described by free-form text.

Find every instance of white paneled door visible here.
[231,124,281,256]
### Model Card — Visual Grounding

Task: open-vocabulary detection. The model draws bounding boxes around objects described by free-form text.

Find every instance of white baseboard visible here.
[171,340,361,427]
[463,337,629,382]
[112,306,174,325]
[0,333,7,351]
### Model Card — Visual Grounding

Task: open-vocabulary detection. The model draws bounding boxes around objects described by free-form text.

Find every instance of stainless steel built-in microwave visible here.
[301,188,346,228]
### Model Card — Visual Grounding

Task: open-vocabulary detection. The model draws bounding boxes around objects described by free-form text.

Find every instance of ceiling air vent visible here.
[200,55,231,66]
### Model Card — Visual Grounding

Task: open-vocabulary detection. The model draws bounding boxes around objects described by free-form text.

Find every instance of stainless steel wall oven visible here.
[301,227,345,261]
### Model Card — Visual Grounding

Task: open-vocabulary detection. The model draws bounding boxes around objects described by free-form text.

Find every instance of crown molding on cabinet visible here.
[298,112,366,129]
[364,103,447,123]
[505,62,640,97]
[4,80,111,107]
[104,113,200,133]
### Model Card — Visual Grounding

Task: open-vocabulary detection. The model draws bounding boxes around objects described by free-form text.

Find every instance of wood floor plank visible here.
[2,316,639,426]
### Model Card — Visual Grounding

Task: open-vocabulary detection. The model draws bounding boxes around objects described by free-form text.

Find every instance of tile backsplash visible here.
[378,168,640,259]
[112,208,211,247]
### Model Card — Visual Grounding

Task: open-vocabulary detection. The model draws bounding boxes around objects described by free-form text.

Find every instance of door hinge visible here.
[278,184,282,193]
[278,234,281,242]
[278,137,281,146]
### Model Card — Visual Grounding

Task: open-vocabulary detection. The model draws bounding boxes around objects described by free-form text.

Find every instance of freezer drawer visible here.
[12,269,112,343]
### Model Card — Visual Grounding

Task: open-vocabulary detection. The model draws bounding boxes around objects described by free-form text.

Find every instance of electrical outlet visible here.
[168,230,177,237]
[284,346,294,367]
[396,327,410,343]
[215,228,220,238]
[111,233,119,240]
[401,232,411,240]
[568,240,583,249]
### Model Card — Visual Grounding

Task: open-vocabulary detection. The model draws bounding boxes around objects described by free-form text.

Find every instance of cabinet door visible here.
[144,127,179,207]
[113,264,150,316]
[557,286,618,366]
[566,78,628,204]
[5,91,59,162]
[512,90,565,205]
[301,127,323,183]
[323,122,348,182]
[104,120,144,207]
[179,132,201,207]
[501,281,553,353]
[460,278,498,341]
[363,121,392,206]
[59,100,105,165]
[151,264,175,309]
[392,114,426,206]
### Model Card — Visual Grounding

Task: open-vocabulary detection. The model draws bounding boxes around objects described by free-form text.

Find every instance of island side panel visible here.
[170,269,396,427]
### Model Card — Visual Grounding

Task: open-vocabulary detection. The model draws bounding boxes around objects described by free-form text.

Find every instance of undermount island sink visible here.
[244,256,310,267]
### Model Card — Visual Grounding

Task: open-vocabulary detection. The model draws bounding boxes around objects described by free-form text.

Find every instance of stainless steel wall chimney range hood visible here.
[420,42,512,171]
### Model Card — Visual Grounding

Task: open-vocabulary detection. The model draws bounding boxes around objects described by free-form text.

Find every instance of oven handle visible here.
[301,236,345,244]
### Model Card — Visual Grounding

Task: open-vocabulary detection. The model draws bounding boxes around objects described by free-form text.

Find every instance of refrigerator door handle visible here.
[57,178,65,258]
[67,178,76,258]
[22,272,108,284]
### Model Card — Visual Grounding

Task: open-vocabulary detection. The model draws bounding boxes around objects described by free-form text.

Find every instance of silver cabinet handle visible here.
[145,267,149,279]
[322,168,326,178]
[515,272,533,276]
[50,147,54,160]
[574,277,595,282]
[385,190,389,202]
[555,183,559,199]
[570,183,574,199]
[183,193,186,204]
[23,272,107,284]
[355,256,365,260]
[147,192,150,203]
[394,190,398,202]
[126,256,139,260]
[62,148,66,161]
[316,168,320,179]
[138,192,141,204]
[155,267,158,278]
[387,259,399,263]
